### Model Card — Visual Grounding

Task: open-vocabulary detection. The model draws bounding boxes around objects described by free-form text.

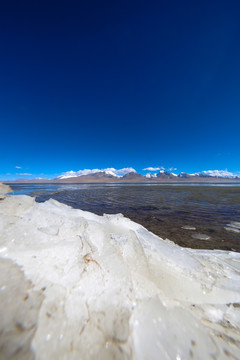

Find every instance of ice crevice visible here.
[0,189,240,359]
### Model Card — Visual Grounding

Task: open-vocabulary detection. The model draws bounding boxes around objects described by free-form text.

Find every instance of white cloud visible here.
[16,173,32,176]
[143,167,164,171]
[168,167,177,171]
[15,166,22,169]
[114,167,136,175]
[202,170,239,178]
[58,168,136,179]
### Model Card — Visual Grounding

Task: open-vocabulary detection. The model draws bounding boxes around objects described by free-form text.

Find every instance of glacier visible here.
[0,183,240,359]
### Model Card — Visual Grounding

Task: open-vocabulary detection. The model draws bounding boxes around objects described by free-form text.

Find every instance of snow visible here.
[201,170,240,178]
[56,168,240,180]
[0,183,12,199]
[58,168,136,179]
[0,190,240,359]
[145,173,157,178]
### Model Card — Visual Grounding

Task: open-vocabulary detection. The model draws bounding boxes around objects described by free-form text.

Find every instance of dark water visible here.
[8,182,240,251]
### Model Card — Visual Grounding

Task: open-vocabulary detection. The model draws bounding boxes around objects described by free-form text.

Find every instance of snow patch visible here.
[145,173,157,178]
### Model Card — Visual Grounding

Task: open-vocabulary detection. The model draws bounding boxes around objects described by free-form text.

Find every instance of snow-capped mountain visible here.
[144,169,240,179]
[178,170,240,179]
[5,167,240,183]
[122,172,145,180]
[58,168,136,180]
[145,173,157,178]
[157,171,178,179]
[178,172,192,178]
[201,170,240,178]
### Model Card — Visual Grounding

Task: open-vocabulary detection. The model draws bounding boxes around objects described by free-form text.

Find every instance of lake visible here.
[8,182,240,251]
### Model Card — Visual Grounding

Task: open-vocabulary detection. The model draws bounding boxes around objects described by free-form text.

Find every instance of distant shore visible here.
[3,178,240,184]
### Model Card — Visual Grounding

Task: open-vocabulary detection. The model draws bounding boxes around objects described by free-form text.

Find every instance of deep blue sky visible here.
[1,0,240,179]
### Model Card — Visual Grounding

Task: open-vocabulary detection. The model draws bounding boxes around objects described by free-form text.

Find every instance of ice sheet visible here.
[0,193,240,359]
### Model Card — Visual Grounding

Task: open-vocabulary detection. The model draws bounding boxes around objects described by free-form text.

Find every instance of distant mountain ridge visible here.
[56,171,146,182]
[56,169,240,181]
[3,168,240,183]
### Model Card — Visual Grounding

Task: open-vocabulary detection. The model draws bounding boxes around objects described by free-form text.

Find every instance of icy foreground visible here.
[0,191,240,359]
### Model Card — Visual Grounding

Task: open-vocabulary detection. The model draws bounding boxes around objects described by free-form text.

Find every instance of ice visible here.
[191,233,210,240]
[181,225,196,230]
[0,190,240,359]
[225,221,240,233]
[0,183,12,199]
[225,227,240,233]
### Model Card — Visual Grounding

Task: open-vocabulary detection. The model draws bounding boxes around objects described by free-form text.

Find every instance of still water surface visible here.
[8,182,240,251]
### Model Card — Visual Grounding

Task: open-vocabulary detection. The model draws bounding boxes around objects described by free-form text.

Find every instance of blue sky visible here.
[0,0,240,180]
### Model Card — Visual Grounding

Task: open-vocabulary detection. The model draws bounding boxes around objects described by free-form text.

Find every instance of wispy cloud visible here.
[15,166,22,169]
[143,167,164,171]
[168,167,177,171]
[16,173,32,176]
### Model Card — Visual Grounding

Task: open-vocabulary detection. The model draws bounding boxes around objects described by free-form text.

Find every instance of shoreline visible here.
[5,182,240,252]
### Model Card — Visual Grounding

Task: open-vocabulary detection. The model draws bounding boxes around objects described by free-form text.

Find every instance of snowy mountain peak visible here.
[56,168,240,180]
[201,170,240,178]
[57,168,136,179]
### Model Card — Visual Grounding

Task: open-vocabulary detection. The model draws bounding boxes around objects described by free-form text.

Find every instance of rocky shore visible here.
[0,183,240,359]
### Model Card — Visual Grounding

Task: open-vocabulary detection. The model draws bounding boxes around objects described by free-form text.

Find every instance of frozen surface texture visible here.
[0,183,12,199]
[0,193,240,359]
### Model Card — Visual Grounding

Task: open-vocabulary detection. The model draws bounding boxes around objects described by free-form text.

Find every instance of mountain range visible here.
[5,169,240,183]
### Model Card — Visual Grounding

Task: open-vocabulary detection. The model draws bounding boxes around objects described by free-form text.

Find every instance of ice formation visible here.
[225,222,240,234]
[0,184,240,359]
[0,183,12,199]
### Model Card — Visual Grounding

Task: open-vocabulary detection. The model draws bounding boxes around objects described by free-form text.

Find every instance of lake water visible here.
[8,182,240,252]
